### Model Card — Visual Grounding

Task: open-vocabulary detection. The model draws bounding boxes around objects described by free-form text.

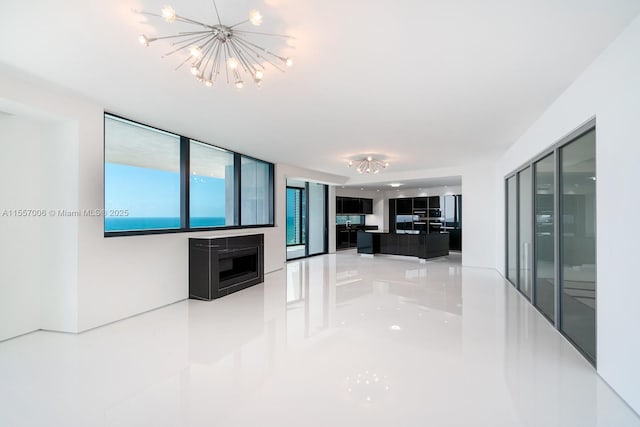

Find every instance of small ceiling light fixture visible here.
[389,183,402,188]
[135,1,294,88]
[348,156,389,174]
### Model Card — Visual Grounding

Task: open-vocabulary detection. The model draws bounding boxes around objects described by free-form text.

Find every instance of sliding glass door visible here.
[560,129,596,362]
[534,154,555,321]
[287,186,306,246]
[506,176,518,285]
[505,122,596,365]
[307,182,327,256]
[518,167,533,300]
[286,179,328,260]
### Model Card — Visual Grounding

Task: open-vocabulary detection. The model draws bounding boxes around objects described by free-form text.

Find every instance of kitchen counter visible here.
[357,230,449,259]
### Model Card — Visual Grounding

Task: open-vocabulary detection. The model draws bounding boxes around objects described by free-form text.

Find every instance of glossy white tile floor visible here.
[1,252,639,427]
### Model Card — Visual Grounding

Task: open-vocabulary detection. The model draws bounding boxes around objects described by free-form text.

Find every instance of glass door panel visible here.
[518,167,533,300]
[534,154,555,321]
[308,182,326,256]
[506,176,518,285]
[560,129,596,363]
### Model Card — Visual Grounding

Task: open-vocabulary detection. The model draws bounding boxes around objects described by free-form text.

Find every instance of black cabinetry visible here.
[389,195,462,250]
[396,198,413,214]
[361,198,373,214]
[337,228,359,249]
[337,225,378,250]
[189,234,264,300]
[413,197,427,209]
[359,231,449,259]
[336,196,373,214]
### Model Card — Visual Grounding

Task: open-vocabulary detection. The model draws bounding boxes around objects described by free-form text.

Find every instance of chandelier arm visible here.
[228,19,250,29]
[197,36,218,74]
[201,39,220,79]
[136,11,162,18]
[173,16,209,27]
[174,52,196,71]
[211,0,223,26]
[175,30,215,36]
[212,42,223,82]
[233,37,287,71]
[161,33,211,58]
[233,29,295,39]
[228,40,258,75]
[147,32,206,43]
[168,32,212,49]
[235,36,286,60]
[223,43,232,84]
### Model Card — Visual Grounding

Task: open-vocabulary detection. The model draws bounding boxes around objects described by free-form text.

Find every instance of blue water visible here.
[105,217,226,232]
[286,216,295,244]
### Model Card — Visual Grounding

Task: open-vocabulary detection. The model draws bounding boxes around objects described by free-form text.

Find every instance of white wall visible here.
[0,65,347,337]
[460,163,498,269]
[0,116,45,340]
[496,15,640,414]
[39,121,79,332]
[0,114,79,341]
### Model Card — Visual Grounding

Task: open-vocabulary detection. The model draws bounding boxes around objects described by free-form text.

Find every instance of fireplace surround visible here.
[189,234,264,300]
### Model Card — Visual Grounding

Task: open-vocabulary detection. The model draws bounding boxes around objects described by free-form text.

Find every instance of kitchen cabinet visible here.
[336,196,374,214]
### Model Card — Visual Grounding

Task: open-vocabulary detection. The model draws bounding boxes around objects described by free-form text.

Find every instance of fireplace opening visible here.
[219,248,259,289]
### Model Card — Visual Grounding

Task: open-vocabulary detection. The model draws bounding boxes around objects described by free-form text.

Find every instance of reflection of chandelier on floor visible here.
[349,156,389,174]
[136,2,294,89]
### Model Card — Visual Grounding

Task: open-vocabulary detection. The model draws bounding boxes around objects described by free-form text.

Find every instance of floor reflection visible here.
[0,252,638,426]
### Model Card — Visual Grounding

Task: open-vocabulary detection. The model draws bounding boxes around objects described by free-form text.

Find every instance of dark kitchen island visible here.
[357,230,449,260]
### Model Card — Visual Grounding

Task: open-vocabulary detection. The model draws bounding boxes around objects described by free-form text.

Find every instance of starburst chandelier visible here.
[136,1,294,88]
[348,156,390,174]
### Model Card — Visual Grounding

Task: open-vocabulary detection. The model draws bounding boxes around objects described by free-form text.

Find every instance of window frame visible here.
[103,113,275,237]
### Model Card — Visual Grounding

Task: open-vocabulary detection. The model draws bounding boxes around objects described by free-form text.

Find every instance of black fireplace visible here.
[189,234,264,300]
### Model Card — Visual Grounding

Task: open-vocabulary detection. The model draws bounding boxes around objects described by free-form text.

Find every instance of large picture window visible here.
[104,114,274,235]
[241,156,273,225]
[104,116,181,232]
[190,141,235,228]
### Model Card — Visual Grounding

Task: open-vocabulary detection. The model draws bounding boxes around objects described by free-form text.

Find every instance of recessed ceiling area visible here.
[339,176,462,192]
[2,0,640,185]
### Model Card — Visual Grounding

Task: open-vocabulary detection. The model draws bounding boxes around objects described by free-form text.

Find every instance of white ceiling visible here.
[2,0,639,187]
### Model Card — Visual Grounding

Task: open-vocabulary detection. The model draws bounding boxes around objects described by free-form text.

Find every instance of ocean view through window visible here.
[104,114,274,236]
[190,141,235,228]
[104,115,181,232]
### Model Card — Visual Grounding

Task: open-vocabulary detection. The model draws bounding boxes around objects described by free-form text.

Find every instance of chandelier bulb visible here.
[189,46,203,58]
[249,10,263,26]
[138,35,150,47]
[190,65,199,75]
[227,57,239,69]
[254,70,264,80]
[285,58,293,67]
[205,80,213,87]
[367,156,373,161]
[195,72,204,82]
[235,80,244,89]
[161,5,176,23]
